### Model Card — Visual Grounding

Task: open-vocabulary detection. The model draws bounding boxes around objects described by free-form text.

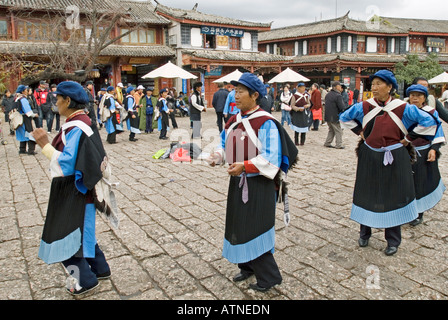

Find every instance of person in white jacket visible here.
[280,85,292,126]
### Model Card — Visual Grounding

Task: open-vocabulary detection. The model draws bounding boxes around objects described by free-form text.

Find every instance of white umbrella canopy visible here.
[428,71,448,85]
[141,61,197,80]
[268,67,310,84]
[213,69,243,83]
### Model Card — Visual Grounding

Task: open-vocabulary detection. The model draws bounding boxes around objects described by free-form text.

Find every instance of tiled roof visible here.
[378,17,448,34]
[289,53,406,64]
[183,49,292,63]
[0,0,169,24]
[0,41,175,57]
[259,12,408,42]
[0,0,121,12]
[155,2,271,29]
[120,1,170,25]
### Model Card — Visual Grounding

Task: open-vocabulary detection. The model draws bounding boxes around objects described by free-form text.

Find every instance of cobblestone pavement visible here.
[1,108,448,301]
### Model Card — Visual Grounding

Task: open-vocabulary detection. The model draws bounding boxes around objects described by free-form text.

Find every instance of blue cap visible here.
[106,86,114,92]
[159,88,168,95]
[369,70,398,90]
[406,84,428,98]
[16,85,28,93]
[126,86,135,94]
[297,82,306,87]
[231,73,267,98]
[54,81,89,104]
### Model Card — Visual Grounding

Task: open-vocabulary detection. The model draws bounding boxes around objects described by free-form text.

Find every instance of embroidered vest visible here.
[224,109,273,164]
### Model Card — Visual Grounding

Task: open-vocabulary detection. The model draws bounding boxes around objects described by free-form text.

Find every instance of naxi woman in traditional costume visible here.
[207,73,298,291]
[33,81,113,295]
[339,70,440,256]
[123,86,141,142]
[100,86,123,144]
[405,84,446,226]
[14,85,38,155]
[289,82,312,146]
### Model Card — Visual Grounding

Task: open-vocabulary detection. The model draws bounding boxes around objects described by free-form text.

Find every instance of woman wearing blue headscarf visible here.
[339,70,440,256]
[406,84,446,226]
[14,85,39,155]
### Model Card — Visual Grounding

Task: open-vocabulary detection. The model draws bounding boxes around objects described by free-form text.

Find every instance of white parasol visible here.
[141,61,197,79]
[268,67,310,84]
[212,69,243,83]
[428,71,448,85]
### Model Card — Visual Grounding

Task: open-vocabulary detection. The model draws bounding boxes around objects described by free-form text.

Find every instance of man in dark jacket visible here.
[212,83,229,132]
[259,84,274,114]
[1,89,15,135]
[324,81,346,149]
[84,81,97,127]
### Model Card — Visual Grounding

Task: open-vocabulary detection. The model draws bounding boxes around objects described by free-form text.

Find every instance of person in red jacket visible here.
[34,80,50,130]
[310,83,322,131]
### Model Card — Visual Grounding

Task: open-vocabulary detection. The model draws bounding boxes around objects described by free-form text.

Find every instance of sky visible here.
[135,0,447,29]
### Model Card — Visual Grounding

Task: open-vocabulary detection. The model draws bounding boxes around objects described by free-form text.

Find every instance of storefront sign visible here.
[201,26,244,38]
[427,37,445,48]
[205,65,223,76]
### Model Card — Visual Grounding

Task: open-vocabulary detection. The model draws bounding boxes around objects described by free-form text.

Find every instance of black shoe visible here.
[233,272,253,282]
[129,138,138,142]
[28,151,37,155]
[19,150,27,154]
[159,137,168,140]
[96,270,111,280]
[324,145,334,148]
[385,246,398,256]
[358,238,369,247]
[409,217,423,226]
[249,282,279,292]
[335,146,345,149]
[66,282,99,296]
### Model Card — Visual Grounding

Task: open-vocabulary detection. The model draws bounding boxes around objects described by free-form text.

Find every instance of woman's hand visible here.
[32,128,50,149]
[400,138,409,147]
[228,162,245,176]
[428,149,436,162]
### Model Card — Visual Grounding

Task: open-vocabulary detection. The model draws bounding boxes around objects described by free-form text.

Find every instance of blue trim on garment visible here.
[82,203,97,258]
[350,200,418,228]
[222,227,275,264]
[38,228,82,264]
[75,170,87,194]
[289,124,309,133]
[416,179,446,213]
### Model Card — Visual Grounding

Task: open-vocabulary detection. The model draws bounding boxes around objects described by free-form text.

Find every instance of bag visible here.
[153,149,167,159]
[9,109,23,130]
[170,147,191,162]
[51,104,59,114]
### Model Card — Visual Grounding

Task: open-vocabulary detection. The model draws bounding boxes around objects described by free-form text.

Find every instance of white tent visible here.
[141,61,197,79]
[428,71,448,85]
[213,69,243,83]
[268,67,310,84]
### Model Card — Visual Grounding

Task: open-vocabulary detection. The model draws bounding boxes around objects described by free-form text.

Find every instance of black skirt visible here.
[225,175,276,245]
[350,143,418,228]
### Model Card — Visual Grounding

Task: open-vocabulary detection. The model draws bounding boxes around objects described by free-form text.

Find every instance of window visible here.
[336,36,341,52]
[0,20,7,39]
[121,28,155,44]
[17,20,51,41]
[327,37,332,53]
[303,40,307,55]
[347,36,352,52]
[229,36,239,50]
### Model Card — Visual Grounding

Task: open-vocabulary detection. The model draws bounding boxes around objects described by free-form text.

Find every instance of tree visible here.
[395,53,445,84]
[2,0,143,85]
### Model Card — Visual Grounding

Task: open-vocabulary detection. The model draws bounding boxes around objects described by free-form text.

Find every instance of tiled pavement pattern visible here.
[1,109,447,300]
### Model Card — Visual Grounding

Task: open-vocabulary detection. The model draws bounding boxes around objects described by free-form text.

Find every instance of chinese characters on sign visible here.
[426,37,446,49]
[201,26,245,38]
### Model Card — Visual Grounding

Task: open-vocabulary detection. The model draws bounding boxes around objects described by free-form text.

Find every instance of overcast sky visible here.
[139,0,446,29]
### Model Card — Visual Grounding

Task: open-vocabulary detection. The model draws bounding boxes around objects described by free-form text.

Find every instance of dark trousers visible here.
[159,113,168,138]
[106,131,116,144]
[216,111,224,133]
[19,140,36,153]
[145,113,153,133]
[294,132,306,145]
[62,244,110,288]
[169,111,178,129]
[237,251,282,288]
[360,224,401,247]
